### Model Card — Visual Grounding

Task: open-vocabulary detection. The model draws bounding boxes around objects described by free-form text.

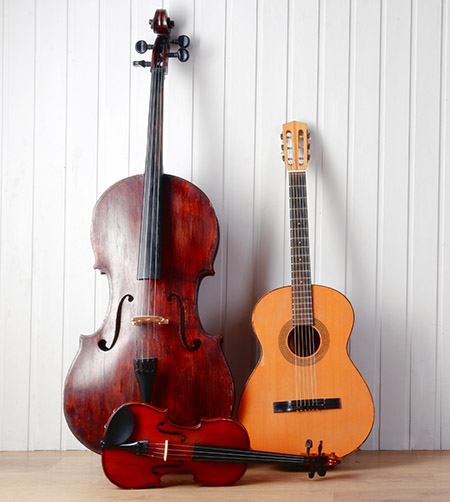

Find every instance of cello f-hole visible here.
[168,293,202,352]
[98,294,134,351]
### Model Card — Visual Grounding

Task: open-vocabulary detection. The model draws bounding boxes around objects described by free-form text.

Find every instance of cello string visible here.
[136,66,157,360]
[152,68,164,349]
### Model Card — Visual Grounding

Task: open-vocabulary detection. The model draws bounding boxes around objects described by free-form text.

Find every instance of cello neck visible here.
[137,65,165,280]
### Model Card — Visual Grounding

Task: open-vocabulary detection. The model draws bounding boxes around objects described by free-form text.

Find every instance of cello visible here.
[64,9,234,453]
[238,122,374,457]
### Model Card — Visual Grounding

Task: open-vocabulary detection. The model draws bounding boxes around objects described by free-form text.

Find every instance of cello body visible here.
[64,174,234,453]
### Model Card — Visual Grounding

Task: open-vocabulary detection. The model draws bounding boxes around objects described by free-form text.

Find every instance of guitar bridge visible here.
[273,398,341,413]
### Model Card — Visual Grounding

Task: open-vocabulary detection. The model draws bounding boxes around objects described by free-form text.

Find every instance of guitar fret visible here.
[289,171,312,313]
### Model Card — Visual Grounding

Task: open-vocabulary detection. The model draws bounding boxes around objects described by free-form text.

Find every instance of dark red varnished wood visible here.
[102,403,249,488]
[63,174,235,453]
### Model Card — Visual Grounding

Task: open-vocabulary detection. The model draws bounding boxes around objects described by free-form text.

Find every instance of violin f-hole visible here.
[98,294,134,351]
[168,293,201,352]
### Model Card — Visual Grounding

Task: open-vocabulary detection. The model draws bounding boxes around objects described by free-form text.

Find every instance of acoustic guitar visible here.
[238,121,374,457]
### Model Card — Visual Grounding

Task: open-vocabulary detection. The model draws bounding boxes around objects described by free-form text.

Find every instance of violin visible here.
[101,402,340,488]
[63,9,234,453]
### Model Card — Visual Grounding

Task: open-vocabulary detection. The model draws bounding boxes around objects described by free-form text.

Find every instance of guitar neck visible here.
[289,171,313,326]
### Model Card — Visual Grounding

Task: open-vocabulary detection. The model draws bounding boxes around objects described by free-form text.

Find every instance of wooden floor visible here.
[1,450,449,501]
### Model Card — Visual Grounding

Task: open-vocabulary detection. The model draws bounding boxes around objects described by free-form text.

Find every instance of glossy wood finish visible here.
[102,402,249,488]
[238,284,374,458]
[64,174,234,453]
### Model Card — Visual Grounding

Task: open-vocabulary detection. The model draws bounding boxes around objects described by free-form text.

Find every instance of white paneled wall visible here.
[1,0,449,451]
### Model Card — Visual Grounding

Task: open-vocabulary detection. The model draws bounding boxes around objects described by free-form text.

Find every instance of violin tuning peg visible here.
[318,440,323,455]
[305,439,313,455]
[135,40,154,54]
[133,60,152,68]
[308,469,315,479]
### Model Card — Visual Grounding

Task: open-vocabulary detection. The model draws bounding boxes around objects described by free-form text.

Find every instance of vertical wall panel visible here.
[61,0,100,450]
[409,0,442,449]
[222,0,258,397]
[0,0,35,450]
[315,0,351,291]
[28,0,67,450]
[254,0,289,300]
[346,0,381,450]
[440,0,450,450]
[378,0,412,450]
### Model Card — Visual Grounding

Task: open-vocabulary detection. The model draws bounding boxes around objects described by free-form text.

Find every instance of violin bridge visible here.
[131,315,169,326]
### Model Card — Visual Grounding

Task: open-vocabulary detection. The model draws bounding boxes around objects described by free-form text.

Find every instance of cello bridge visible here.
[131,315,169,326]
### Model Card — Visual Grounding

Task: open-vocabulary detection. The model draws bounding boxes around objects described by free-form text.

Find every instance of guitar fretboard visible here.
[289,171,313,326]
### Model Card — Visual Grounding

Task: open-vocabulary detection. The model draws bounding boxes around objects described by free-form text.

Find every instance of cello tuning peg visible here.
[168,48,190,63]
[133,60,152,68]
[171,35,190,48]
[135,40,154,54]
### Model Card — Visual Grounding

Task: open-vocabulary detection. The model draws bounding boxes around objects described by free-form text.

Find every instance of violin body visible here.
[101,402,339,488]
[102,402,249,488]
[238,284,374,457]
[64,174,234,453]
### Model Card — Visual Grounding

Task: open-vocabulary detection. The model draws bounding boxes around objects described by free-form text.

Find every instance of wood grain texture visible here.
[238,285,374,457]
[64,174,234,453]
[0,450,449,500]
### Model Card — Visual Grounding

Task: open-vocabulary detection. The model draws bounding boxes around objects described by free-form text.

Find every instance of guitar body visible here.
[238,284,374,457]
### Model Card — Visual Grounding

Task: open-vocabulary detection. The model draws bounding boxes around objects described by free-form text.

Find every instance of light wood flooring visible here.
[0,450,449,501]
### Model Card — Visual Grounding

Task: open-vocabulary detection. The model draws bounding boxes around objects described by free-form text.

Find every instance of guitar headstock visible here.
[133,9,190,72]
[281,121,310,171]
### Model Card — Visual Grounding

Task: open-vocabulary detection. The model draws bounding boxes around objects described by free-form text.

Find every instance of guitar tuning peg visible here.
[305,439,313,455]
[135,40,154,54]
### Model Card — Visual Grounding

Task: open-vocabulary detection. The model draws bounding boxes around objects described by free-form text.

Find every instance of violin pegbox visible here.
[281,121,311,171]
[133,9,190,70]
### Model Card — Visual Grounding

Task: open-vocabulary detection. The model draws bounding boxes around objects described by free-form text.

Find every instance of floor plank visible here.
[0,450,449,501]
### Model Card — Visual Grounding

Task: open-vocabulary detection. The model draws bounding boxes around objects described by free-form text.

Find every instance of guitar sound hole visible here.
[287,325,321,358]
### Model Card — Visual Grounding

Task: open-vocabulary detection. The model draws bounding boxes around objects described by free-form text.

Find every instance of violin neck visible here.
[137,66,166,280]
[192,444,324,467]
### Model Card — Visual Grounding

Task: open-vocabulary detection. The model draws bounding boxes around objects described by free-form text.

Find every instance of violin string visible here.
[131,442,324,464]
